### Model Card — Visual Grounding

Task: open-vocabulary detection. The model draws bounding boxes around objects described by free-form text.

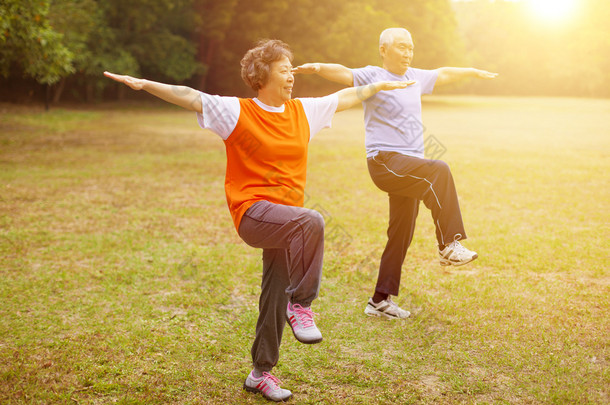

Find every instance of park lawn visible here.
[0,96,608,404]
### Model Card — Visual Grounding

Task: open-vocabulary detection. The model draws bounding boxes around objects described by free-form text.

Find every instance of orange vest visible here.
[223,98,310,231]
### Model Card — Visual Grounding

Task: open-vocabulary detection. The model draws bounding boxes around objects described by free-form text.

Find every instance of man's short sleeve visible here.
[298,94,339,140]
[196,93,240,140]
[407,68,438,95]
[351,66,378,87]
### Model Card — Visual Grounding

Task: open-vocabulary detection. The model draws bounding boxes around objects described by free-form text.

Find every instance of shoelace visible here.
[259,372,282,393]
[451,240,467,254]
[445,240,464,254]
[386,299,407,314]
[291,304,318,328]
[371,298,408,318]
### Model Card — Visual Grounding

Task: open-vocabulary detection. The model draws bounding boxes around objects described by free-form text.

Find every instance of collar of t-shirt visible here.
[253,98,286,113]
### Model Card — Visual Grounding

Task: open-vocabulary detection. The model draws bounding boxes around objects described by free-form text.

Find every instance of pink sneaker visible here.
[243,371,292,402]
[286,302,323,344]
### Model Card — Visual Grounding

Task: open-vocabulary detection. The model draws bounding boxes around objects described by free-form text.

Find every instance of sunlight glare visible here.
[526,0,578,22]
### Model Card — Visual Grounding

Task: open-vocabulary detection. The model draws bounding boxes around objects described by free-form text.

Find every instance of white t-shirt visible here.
[196,93,339,140]
[351,66,438,158]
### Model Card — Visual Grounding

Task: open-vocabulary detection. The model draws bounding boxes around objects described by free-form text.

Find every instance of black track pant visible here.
[367,151,467,296]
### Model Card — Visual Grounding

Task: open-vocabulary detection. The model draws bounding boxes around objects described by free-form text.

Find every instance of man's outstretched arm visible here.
[435,67,498,86]
[104,72,202,112]
[293,63,354,87]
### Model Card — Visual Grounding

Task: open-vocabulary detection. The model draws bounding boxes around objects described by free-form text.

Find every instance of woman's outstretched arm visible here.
[334,80,415,112]
[104,72,202,112]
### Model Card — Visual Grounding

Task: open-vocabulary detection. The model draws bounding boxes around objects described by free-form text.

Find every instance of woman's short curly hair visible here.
[240,39,293,91]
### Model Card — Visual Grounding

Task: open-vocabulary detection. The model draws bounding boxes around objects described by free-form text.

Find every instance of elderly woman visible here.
[105,39,411,402]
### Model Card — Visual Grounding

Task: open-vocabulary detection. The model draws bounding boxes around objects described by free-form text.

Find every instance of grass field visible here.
[1,95,608,404]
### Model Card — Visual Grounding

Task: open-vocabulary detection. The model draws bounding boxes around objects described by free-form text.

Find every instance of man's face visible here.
[380,31,414,75]
[261,55,294,104]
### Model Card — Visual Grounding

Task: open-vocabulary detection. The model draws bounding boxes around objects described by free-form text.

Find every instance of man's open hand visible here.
[474,69,499,80]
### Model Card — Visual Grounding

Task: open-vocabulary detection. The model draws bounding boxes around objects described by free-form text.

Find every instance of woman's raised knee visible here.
[306,209,325,232]
[293,209,325,235]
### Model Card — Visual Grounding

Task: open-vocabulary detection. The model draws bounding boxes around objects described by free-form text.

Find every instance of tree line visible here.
[1,0,608,105]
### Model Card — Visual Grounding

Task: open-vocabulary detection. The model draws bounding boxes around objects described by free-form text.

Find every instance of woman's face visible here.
[259,55,294,105]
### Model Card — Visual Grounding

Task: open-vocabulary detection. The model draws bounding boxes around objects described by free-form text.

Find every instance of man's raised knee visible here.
[430,159,451,173]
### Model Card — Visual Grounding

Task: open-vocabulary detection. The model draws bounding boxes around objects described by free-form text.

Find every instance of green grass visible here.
[1,96,608,404]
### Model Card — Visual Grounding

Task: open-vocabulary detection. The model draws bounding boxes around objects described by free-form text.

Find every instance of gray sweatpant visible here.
[238,200,325,372]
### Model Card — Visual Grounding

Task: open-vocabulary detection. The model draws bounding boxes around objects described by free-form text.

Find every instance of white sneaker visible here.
[286,302,323,344]
[243,371,292,402]
[439,240,478,266]
[364,298,411,319]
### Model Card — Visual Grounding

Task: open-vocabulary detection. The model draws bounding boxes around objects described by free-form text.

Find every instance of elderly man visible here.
[294,28,497,320]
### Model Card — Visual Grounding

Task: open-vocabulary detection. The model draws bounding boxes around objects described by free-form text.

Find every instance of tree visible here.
[45,0,204,102]
[46,0,99,102]
[86,0,204,101]
[0,0,467,102]
[0,0,74,86]
[203,0,462,96]
[400,0,464,68]
[452,0,610,97]
[192,0,239,91]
